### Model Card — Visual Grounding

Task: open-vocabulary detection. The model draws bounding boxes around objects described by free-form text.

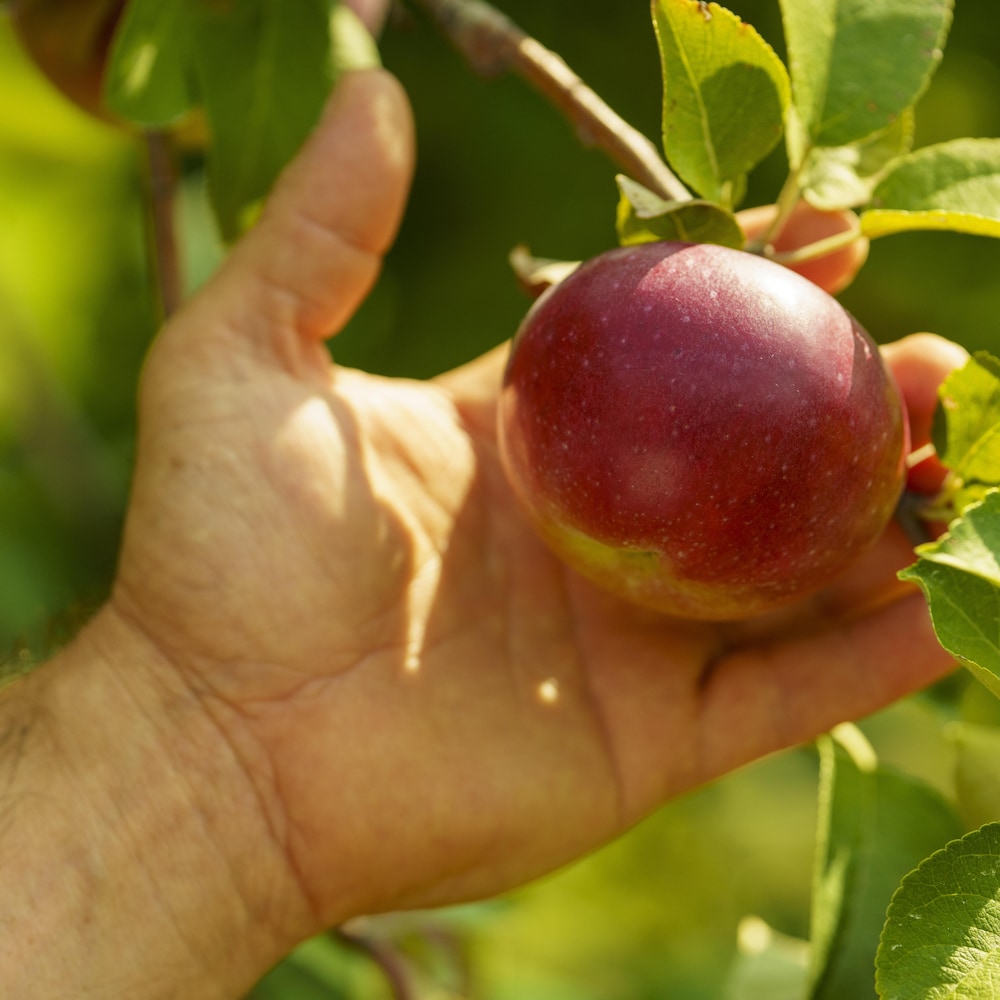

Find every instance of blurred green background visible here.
[1,1,998,997]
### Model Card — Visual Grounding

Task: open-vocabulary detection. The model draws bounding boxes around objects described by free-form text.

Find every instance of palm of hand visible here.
[114,318,706,920]
[112,307,947,927]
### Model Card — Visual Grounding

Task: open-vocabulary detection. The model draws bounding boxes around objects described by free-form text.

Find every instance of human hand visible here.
[78,66,961,976]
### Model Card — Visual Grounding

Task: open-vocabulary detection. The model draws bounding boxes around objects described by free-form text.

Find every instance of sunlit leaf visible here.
[876,823,1000,998]
[900,492,1000,698]
[930,353,1000,516]
[861,138,1000,240]
[651,0,789,204]
[779,0,952,155]
[800,111,914,211]
[861,208,1000,240]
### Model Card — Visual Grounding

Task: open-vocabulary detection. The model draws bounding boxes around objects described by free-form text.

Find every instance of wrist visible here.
[0,604,314,998]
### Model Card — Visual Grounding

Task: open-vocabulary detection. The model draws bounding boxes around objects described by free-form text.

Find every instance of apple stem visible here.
[905,442,938,469]
[746,166,805,254]
[768,227,862,267]
[407,0,691,202]
[143,129,183,319]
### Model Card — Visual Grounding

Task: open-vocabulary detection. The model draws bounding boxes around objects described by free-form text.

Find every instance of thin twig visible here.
[408,0,690,202]
[143,129,183,319]
[333,925,422,1000]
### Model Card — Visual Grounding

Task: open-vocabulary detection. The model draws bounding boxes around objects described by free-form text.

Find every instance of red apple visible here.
[498,241,908,620]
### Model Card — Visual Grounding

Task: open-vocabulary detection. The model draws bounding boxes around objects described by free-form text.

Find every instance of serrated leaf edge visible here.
[875,822,1000,995]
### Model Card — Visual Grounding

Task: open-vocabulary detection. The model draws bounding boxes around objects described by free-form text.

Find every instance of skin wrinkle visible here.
[147,311,258,391]
[254,215,381,341]
[0,709,35,795]
[693,643,777,788]
[102,602,300,917]
[200,690,328,932]
[565,571,632,835]
[22,621,298,994]
[693,608,890,790]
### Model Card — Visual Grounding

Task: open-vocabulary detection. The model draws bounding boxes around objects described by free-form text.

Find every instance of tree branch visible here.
[143,130,182,320]
[408,0,690,203]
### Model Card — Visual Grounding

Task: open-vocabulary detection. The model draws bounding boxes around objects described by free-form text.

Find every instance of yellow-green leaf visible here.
[651,0,789,204]
[900,491,1000,695]
[930,353,1000,517]
[860,209,1000,240]
[861,137,1000,240]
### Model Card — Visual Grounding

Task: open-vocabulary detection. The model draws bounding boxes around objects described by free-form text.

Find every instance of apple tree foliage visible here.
[42,0,1000,994]
[102,0,380,239]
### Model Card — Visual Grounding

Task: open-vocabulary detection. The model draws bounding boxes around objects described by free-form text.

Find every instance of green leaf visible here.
[948,722,1000,831]
[861,209,1000,241]
[192,0,379,241]
[930,353,1000,515]
[876,823,1000,998]
[328,1,382,70]
[615,175,744,248]
[103,0,193,125]
[861,139,1000,240]
[103,0,379,241]
[809,725,963,1000]
[651,0,789,204]
[779,0,952,155]
[900,491,1000,698]
[248,960,348,1000]
[800,111,914,211]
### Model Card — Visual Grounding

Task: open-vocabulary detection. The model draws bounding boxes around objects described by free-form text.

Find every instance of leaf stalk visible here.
[767,227,862,267]
[745,160,805,254]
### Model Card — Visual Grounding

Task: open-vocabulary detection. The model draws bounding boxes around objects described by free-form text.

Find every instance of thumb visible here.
[207,68,414,347]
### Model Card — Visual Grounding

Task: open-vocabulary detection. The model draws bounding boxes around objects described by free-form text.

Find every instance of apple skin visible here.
[498,241,908,620]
